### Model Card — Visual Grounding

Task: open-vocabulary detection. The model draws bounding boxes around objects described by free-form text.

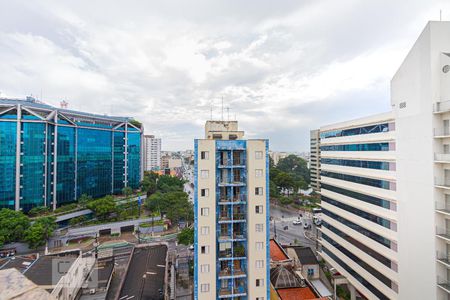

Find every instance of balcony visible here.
[434,129,450,138]
[218,286,247,298]
[437,277,450,293]
[434,179,450,190]
[219,179,246,187]
[436,228,450,242]
[219,268,232,278]
[219,233,232,241]
[232,213,246,221]
[436,202,450,216]
[219,214,231,221]
[434,101,450,114]
[218,194,246,204]
[437,252,450,267]
[435,154,450,163]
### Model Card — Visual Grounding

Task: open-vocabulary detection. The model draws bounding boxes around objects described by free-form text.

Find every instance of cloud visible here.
[0,0,449,151]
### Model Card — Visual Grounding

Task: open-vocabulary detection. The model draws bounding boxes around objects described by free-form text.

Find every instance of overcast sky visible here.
[0,0,448,151]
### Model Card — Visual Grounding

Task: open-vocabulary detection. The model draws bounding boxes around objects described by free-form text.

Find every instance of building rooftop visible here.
[270,239,290,262]
[276,287,327,300]
[270,265,302,289]
[0,268,56,300]
[291,246,319,265]
[0,254,38,273]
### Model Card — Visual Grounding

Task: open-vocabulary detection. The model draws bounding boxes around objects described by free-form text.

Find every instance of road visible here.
[269,204,318,250]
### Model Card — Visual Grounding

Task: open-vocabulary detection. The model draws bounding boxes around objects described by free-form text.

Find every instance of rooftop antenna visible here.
[226,106,230,121]
[221,96,224,121]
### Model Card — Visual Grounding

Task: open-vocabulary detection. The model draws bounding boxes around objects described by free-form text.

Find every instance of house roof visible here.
[292,246,318,265]
[0,268,56,300]
[270,239,289,261]
[277,287,327,300]
[270,265,302,289]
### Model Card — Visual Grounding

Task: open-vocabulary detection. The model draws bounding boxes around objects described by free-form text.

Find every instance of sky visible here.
[0,0,449,151]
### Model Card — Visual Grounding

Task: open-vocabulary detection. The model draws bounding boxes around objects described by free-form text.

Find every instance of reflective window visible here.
[321,158,391,170]
[127,132,141,189]
[57,126,76,205]
[0,122,16,209]
[321,183,392,209]
[321,171,392,190]
[321,143,389,152]
[320,123,390,139]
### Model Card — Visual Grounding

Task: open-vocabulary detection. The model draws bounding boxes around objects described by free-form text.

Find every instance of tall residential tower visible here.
[144,135,162,171]
[194,120,269,300]
[313,21,450,300]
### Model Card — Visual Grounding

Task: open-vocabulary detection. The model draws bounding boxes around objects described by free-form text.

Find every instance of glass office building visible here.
[0,97,143,212]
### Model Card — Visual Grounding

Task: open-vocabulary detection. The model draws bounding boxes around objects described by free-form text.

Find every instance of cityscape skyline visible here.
[1,0,449,152]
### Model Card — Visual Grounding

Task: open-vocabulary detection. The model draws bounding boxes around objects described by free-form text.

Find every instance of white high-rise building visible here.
[314,21,450,300]
[194,120,269,300]
[143,135,161,171]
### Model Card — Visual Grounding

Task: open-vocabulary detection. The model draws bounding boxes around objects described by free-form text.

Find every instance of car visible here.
[293,219,302,225]
[188,245,194,250]
[303,222,311,230]
[283,225,289,230]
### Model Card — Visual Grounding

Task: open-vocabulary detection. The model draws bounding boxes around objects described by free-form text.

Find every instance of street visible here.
[269,204,319,250]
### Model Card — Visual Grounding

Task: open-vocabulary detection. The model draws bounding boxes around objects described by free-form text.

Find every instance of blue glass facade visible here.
[321,158,391,170]
[320,142,390,152]
[320,123,391,139]
[0,100,142,211]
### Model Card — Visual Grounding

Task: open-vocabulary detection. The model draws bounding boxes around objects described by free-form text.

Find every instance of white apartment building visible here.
[143,135,161,171]
[194,120,269,300]
[314,21,450,300]
[310,129,321,192]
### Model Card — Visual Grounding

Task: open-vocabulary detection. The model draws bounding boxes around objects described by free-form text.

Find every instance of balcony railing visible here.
[219,214,231,221]
[434,129,450,137]
[434,101,450,113]
[434,179,450,188]
[218,287,246,297]
[219,250,232,259]
[437,252,450,266]
[436,202,450,214]
[437,276,450,293]
[219,233,232,241]
[435,154,450,162]
[436,227,450,241]
[219,268,232,277]
[232,213,246,220]
[219,194,246,203]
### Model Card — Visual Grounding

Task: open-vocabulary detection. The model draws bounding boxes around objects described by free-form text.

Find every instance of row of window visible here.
[321,183,393,210]
[320,123,391,139]
[321,246,389,300]
[321,171,392,190]
[199,169,264,178]
[200,151,264,160]
[322,221,392,268]
[321,196,392,229]
[321,158,393,171]
[320,143,390,152]
[200,187,264,197]
[322,208,392,249]
[322,233,392,288]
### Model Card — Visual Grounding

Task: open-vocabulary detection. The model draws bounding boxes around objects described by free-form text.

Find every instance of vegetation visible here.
[270,155,310,198]
[86,196,117,220]
[0,209,30,248]
[122,187,133,198]
[28,206,50,217]
[129,119,142,128]
[177,227,194,245]
[24,216,57,249]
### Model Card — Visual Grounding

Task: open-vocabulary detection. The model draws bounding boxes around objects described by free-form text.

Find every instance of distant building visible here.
[0,98,143,212]
[143,135,161,171]
[194,120,269,300]
[269,151,289,166]
[309,129,320,192]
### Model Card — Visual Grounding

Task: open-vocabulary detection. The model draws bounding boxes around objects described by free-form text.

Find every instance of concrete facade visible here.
[143,135,161,171]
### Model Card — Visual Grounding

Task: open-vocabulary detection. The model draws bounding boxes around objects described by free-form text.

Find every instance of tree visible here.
[78,194,93,205]
[277,155,310,184]
[24,216,57,249]
[69,216,87,227]
[177,227,194,245]
[122,187,133,198]
[28,206,50,217]
[86,196,117,220]
[0,209,30,245]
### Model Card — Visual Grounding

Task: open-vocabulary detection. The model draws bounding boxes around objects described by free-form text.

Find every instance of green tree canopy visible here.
[86,196,117,220]
[24,216,57,249]
[177,227,194,245]
[0,209,30,246]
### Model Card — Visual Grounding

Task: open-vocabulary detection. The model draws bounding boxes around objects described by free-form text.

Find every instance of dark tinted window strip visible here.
[322,247,390,300]
[320,123,389,139]
[322,233,392,288]
[321,183,391,209]
[321,196,391,228]
[321,171,391,190]
[322,208,391,248]
[321,158,390,170]
[320,143,389,152]
[322,221,392,267]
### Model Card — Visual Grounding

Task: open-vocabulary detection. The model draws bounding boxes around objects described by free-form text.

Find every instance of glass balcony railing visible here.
[435,154,450,162]
[436,228,450,240]
[436,252,450,266]
[434,179,450,188]
[437,276,450,293]
[436,202,450,214]
[434,101,450,113]
[218,194,247,203]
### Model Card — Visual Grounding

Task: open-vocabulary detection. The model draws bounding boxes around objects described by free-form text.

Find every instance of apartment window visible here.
[256,298,264,300]
[255,260,264,268]
[201,207,209,216]
[255,224,264,232]
[200,284,210,293]
[255,151,263,159]
[256,279,264,287]
[200,264,210,273]
[256,242,263,251]
[201,188,209,197]
[201,246,209,254]
[255,205,263,214]
[255,169,263,178]
[201,151,209,160]
[200,170,209,179]
[255,187,263,195]
[200,226,209,235]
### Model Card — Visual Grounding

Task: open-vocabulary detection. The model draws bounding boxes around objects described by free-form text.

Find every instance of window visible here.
[255,260,264,268]
[201,151,209,160]
[201,246,209,254]
[255,224,264,232]
[201,207,209,216]
[255,187,263,195]
[200,170,209,179]
[256,242,263,251]
[255,169,263,177]
[200,284,210,292]
[255,205,263,214]
[255,151,263,159]
[200,264,210,273]
[200,226,209,235]
[256,298,264,300]
[201,188,209,197]
[307,268,314,277]
[256,279,264,286]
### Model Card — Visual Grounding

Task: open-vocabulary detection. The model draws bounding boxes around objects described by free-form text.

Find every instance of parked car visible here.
[293,219,302,225]
[283,225,289,230]
[303,222,311,230]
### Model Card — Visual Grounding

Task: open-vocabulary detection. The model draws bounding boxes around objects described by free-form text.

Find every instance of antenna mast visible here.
[221,96,224,121]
